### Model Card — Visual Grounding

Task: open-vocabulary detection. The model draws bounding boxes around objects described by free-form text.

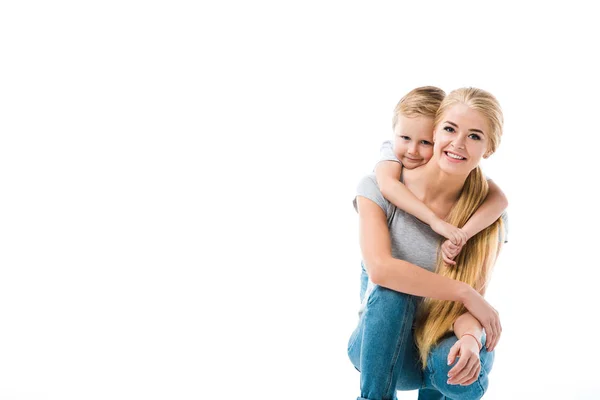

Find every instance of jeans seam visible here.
[475,368,485,396]
[384,295,413,397]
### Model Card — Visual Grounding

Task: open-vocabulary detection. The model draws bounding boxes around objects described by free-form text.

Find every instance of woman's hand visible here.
[441,239,465,266]
[461,288,501,351]
[430,219,468,248]
[446,336,482,386]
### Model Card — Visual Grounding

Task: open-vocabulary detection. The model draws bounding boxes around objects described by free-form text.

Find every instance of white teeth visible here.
[446,152,465,160]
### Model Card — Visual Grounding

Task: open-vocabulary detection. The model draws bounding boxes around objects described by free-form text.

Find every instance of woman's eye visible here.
[443,126,455,133]
[468,133,481,140]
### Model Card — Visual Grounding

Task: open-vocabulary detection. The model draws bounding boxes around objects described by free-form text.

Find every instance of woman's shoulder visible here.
[354,174,391,215]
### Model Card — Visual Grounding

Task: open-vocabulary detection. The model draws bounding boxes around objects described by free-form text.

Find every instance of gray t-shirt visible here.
[378,140,400,164]
[353,172,508,316]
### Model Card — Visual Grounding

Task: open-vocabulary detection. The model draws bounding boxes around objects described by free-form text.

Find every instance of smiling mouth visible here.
[444,151,466,161]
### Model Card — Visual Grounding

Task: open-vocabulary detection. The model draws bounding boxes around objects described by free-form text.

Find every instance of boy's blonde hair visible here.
[392,86,446,129]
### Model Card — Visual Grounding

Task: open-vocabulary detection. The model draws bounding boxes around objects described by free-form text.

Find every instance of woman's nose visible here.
[452,136,466,149]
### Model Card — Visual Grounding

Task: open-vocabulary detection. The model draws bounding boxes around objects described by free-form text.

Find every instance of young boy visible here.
[375,86,508,265]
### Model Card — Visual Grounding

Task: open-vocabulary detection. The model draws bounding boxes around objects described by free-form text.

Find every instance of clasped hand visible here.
[430,219,468,265]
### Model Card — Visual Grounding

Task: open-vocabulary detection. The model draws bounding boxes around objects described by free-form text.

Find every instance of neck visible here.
[405,161,470,206]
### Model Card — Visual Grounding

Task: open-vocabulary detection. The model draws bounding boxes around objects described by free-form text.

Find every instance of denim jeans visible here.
[348,266,494,400]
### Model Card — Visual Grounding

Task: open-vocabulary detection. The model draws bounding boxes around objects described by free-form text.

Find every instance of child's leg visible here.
[347,285,423,399]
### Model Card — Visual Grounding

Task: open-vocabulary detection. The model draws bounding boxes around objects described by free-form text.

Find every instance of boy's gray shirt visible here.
[378,140,400,164]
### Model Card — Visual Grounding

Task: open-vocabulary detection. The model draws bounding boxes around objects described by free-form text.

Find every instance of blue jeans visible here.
[348,266,494,400]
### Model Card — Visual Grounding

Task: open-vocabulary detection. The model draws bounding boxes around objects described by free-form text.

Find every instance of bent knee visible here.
[427,337,492,400]
[367,285,418,310]
[431,371,488,400]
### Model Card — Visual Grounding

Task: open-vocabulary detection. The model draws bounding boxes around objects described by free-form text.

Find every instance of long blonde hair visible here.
[414,88,506,368]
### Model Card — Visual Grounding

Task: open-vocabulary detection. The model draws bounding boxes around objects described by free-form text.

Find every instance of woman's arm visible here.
[446,312,485,386]
[357,195,467,300]
[453,313,484,347]
[357,195,502,347]
[452,242,503,350]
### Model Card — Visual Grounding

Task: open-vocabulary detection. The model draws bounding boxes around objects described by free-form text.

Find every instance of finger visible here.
[448,348,469,377]
[442,247,453,259]
[489,324,497,352]
[441,242,448,252]
[453,357,479,385]
[461,363,481,386]
[485,323,496,352]
[447,341,460,367]
[452,232,461,246]
[489,318,500,351]
[443,253,456,266]
[450,233,459,246]
[491,319,502,351]
[441,246,453,259]
[491,322,499,351]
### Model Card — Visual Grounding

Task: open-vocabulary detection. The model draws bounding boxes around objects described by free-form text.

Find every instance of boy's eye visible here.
[420,140,433,145]
[468,133,481,140]
[400,136,411,141]
[443,126,455,133]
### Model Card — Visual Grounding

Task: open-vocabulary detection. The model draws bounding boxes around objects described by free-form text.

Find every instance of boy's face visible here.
[393,115,435,169]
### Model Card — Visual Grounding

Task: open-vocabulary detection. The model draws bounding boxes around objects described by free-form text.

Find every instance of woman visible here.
[347,87,507,400]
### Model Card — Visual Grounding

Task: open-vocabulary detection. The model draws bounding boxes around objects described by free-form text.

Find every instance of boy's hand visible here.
[441,239,465,266]
[431,219,468,247]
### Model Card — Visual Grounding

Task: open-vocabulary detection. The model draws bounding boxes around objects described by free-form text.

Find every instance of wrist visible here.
[461,225,475,240]
[461,333,482,351]
[456,282,475,304]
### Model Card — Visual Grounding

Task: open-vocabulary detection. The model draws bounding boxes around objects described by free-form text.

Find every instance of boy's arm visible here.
[375,160,438,226]
[375,160,466,245]
[461,180,509,240]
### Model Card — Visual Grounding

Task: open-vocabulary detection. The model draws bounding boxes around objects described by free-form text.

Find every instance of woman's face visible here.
[432,103,490,175]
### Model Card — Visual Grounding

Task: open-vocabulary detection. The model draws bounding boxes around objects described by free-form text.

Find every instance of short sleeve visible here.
[353,174,390,216]
[373,141,401,172]
[499,211,509,244]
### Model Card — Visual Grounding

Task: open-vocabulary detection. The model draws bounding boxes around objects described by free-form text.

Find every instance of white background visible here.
[1,1,599,399]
